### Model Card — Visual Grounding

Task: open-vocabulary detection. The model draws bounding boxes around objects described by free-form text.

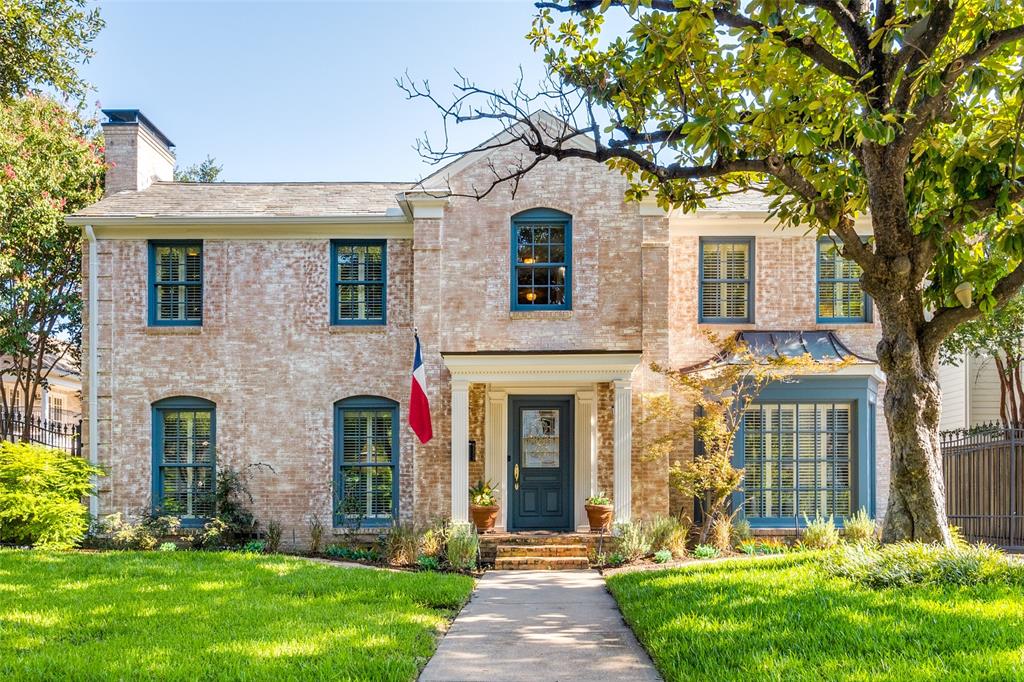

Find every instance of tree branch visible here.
[925,262,1024,354]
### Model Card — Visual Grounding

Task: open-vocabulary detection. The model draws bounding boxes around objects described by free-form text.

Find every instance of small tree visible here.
[646,334,843,543]
[173,155,223,183]
[941,294,1024,427]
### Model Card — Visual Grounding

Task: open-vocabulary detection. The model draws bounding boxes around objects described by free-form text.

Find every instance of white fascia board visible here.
[72,216,413,240]
[442,352,643,384]
[669,212,874,237]
[396,190,451,219]
[66,214,410,226]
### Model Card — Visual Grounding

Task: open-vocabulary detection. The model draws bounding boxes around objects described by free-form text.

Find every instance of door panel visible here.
[509,396,573,531]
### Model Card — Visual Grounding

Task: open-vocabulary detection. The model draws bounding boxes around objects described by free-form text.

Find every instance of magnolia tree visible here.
[403,1,1024,544]
[941,293,1024,427]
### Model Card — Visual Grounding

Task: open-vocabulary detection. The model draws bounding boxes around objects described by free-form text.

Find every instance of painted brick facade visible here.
[81,130,887,544]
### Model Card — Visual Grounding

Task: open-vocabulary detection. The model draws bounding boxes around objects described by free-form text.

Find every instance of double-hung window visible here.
[152,397,215,525]
[334,396,399,526]
[331,240,386,325]
[699,238,753,323]
[149,241,203,326]
[817,238,871,323]
[511,209,572,310]
[741,402,852,522]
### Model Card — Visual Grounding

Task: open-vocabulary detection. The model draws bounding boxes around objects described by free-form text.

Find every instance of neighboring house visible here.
[69,109,889,541]
[938,353,1003,430]
[1,353,82,424]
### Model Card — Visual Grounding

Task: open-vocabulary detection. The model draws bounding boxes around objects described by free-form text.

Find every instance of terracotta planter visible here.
[470,504,499,533]
[585,504,614,532]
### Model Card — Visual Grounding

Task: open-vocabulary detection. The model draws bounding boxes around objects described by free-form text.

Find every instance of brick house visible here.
[69,110,889,542]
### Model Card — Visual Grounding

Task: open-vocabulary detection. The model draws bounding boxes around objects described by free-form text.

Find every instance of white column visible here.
[613,379,633,524]
[575,390,596,530]
[41,387,50,422]
[450,379,470,524]
[485,390,508,530]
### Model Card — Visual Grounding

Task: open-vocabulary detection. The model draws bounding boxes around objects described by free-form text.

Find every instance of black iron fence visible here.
[0,408,82,456]
[941,425,1024,550]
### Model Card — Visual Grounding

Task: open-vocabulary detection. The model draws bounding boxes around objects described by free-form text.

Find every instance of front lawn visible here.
[0,550,473,680]
[607,554,1024,681]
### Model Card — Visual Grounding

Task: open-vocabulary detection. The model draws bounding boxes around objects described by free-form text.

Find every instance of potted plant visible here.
[469,479,499,533]
[585,493,614,532]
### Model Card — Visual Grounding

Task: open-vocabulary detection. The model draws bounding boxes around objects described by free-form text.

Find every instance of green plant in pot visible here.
[469,479,499,533]
[585,492,613,532]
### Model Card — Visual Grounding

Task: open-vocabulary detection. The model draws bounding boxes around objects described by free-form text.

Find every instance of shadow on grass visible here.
[0,550,473,681]
[607,555,1024,682]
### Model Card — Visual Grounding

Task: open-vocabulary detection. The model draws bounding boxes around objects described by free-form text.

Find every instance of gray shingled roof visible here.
[71,181,412,219]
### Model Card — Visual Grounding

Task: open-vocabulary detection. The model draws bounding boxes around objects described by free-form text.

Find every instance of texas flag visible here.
[409,333,433,444]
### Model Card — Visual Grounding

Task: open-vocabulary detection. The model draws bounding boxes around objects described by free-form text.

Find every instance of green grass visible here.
[607,554,1024,682]
[0,550,474,681]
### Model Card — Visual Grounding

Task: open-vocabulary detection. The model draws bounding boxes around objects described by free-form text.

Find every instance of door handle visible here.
[513,463,520,490]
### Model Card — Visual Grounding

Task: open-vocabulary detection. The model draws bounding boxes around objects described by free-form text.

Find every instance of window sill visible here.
[145,326,203,336]
[510,310,573,321]
[328,324,388,334]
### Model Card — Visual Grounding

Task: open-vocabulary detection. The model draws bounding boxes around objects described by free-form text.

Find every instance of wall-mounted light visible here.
[468,440,477,462]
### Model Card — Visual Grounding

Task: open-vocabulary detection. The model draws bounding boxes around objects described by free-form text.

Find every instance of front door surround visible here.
[508,396,573,531]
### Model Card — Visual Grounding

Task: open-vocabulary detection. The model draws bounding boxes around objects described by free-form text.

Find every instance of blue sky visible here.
[82,1,555,181]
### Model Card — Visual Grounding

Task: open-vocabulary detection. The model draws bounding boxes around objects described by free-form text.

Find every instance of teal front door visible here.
[508,396,573,531]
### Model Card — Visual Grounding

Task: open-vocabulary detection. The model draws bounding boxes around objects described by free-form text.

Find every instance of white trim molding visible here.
[442,351,643,385]
[450,379,471,524]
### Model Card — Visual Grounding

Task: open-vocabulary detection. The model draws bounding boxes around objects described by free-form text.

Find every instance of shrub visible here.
[420,523,444,558]
[616,521,652,561]
[159,542,178,552]
[242,540,267,554]
[209,463,274,545]
[98,513,181,550]
[0,441,103,549]
[823,541,1014,588]
[653,549,672,564]
[800,514,840,550]
[191,517,229,549]
[693,544,720,559]
[731,518,753,546]
[308,515,324,555]
[264,520,282,553]
[842,508,877,545]
[602,551,625,567]
[324,543,381,562]
[416,554,440,571]
[586,492,612,506]
[445,524,478,571]
[646,515,689,558]
[738,538,790,555]
[709,514,733,552]
[381,524,420,566]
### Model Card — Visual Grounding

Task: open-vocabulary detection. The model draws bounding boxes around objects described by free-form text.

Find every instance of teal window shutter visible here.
[152,396,215,526]
[149,241,203,326]
[334,396,399,526]
[817,238,871,322]
[331,240,386,325]
[511,208,572,311]
[699,238,753,323]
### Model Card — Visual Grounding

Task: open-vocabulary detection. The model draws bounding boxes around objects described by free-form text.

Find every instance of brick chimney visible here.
[101,109,175,194]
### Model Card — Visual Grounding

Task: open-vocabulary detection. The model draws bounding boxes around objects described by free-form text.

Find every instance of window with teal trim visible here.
[331,240,386,325]
[817,239,870,322]
[152,397,215,524]
[334,396,398,526]
[511,209,572,310]
[741,402,852,520]
[149,241,202,325]
[699,238,753,323]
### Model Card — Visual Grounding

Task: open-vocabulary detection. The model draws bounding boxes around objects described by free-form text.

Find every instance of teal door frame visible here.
[507,395,574,531]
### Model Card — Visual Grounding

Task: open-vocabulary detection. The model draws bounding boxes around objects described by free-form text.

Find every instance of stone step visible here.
[496,544,588,558]
[493,556,590,570]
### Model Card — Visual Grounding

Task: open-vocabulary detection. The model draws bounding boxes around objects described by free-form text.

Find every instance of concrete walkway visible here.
[420,570,662,682]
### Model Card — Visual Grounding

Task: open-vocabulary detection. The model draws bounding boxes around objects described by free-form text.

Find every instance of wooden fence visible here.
[941,425,1024,550]
[0,408,82,456]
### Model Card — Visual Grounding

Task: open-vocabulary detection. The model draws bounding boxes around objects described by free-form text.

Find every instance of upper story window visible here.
[331,240,386,325]
[149,241,202,326]
[152,396,215,526]
[699,238,753,323]
[334,396,399,526]
[817,238,871,323]
[511,208,572,311]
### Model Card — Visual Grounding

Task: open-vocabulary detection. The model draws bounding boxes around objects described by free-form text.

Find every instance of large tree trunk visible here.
[874,296,952,545]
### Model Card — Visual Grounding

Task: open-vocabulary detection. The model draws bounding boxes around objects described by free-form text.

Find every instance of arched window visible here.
[511,208,572,311]
[334,396,399,527]
[152,396,215,525]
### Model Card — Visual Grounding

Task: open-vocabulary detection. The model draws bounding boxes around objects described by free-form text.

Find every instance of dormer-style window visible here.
[511,209,572,311]
[331,240,387,325]
[699,237,753,323]
[149,241,203,326]
[817,238,871,323]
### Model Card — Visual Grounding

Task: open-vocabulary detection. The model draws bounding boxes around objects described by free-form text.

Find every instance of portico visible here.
[442,351,642,532]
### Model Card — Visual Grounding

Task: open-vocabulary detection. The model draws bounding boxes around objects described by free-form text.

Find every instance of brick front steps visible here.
[480,532,616,569]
